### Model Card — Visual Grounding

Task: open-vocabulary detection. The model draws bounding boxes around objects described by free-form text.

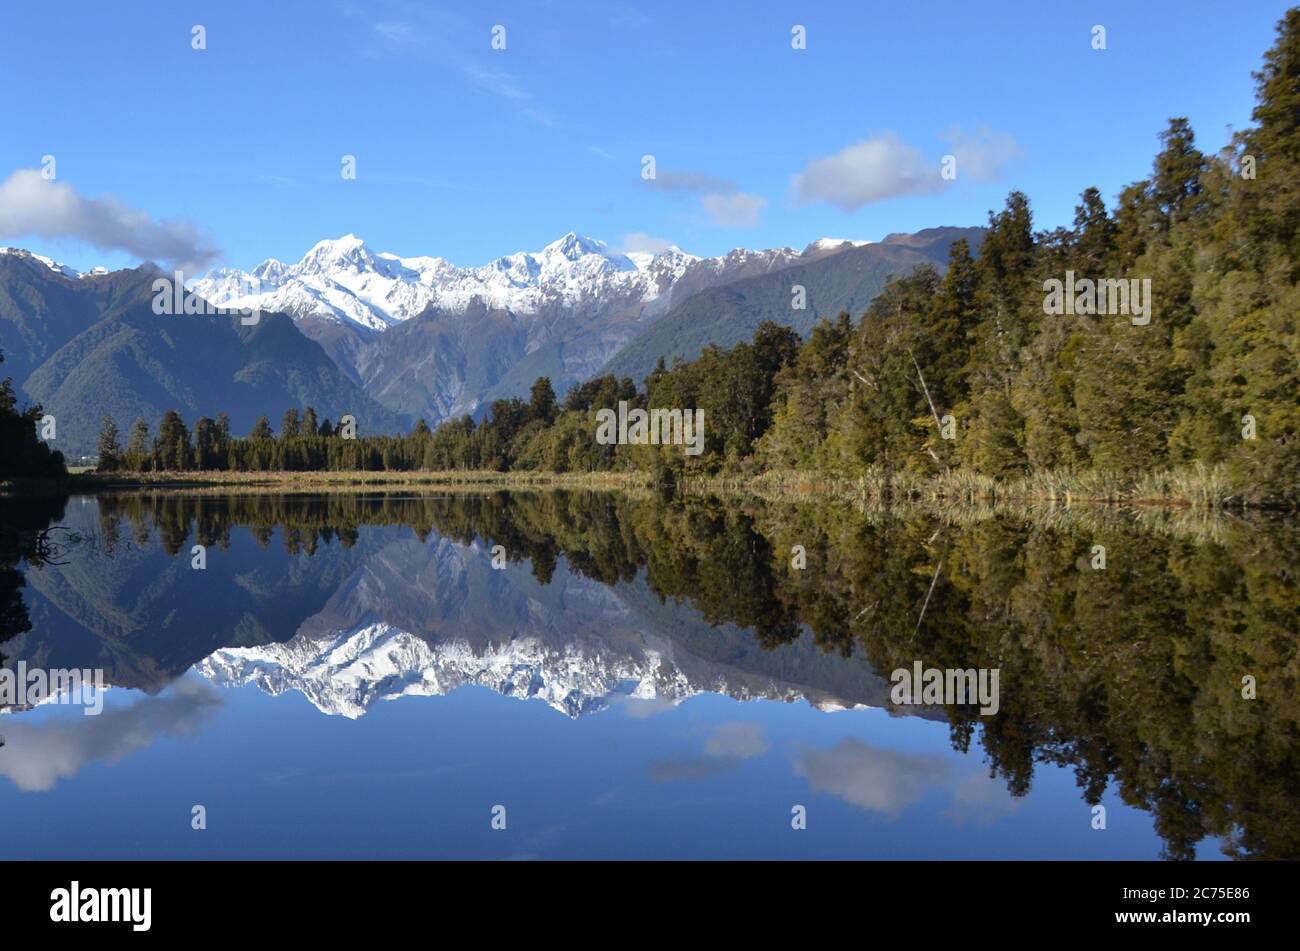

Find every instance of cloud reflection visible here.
[0,678,222,792]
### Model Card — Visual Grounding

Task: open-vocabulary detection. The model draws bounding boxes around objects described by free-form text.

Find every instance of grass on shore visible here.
[2,461,1282,510]
[722,462,1273,510]
[62,468,654,490]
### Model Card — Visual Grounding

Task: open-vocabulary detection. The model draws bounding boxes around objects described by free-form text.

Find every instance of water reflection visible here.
[0,490,1295,859]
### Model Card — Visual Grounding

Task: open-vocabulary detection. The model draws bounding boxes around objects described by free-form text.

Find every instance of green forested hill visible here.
[602,227,983,386]
[1,261,405,456]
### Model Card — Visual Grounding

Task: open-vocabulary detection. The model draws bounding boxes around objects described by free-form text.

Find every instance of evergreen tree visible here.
[529,377,558,424]
[0,350,65,479]
[155,411,191,471]
[127,418,151,471]
[96,415,122,471]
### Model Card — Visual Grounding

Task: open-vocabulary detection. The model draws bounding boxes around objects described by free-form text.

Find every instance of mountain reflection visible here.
[0,489,1296,860]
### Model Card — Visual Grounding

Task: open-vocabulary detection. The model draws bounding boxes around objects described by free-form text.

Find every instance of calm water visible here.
[0,490,1295,859]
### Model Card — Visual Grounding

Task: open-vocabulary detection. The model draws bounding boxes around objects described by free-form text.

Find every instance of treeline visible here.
[94,406,429,473]
[95,12,1298,503]
[93,378,606,474]
[0,351,65,480]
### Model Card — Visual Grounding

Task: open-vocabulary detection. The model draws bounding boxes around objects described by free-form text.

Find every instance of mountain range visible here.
[1,226,981,456]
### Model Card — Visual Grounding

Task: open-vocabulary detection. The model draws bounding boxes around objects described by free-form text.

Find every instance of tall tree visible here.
[127,418,151,471]
[528,377,558,424]
[96,416,122,471]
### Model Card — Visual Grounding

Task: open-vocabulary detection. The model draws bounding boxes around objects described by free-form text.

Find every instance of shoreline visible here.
[0,465,1292,510]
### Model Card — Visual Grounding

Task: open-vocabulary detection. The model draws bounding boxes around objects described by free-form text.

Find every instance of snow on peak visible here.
[194,621,696,720]
[191,232,713,332]
[298,233,380,274]
[192,618,872,720]
[805,237,873,254]
[0,247,85,279]
[190,232,826,335]
[541,231,609,261]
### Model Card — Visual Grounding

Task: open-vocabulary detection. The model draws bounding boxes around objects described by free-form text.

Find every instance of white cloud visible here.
[792,128,1021,211]
[792,133,943,211]
[0,169,219,271]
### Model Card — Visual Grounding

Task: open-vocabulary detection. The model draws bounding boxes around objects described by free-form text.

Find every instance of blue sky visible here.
[0,0,1291,273]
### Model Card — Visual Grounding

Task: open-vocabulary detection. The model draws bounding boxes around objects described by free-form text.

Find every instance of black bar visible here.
[11,859,1285,936]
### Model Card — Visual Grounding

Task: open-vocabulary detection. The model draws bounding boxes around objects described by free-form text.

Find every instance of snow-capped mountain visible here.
[193,231,718,334]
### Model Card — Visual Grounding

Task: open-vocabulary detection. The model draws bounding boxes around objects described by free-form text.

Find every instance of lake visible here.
[0,490,1294,859]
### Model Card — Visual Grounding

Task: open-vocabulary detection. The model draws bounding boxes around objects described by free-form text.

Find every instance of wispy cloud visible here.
[253,173,301,189]
[519,106,563,130]
[356,4,561,129]
[372,19,421,48]
[703,721,770,759]
[646,167,767,229]
[938,125,1024,182]
[649,722,770,782]
[792,128,1022,211]
[616,231,677,256]
[0,169,219,271]
[460,63,531,101]
[700,192,766,228]
[650,171,738,193]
